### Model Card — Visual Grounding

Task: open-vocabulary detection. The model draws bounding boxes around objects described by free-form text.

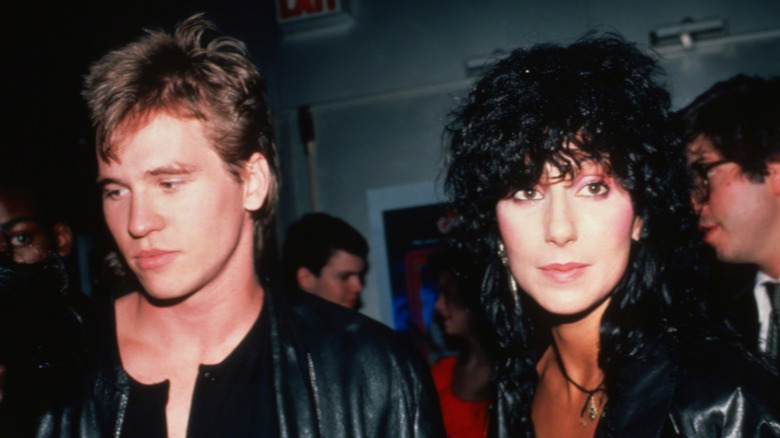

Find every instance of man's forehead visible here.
[326,249,366,270]
[105,107,210,160]
[0,187,40,222]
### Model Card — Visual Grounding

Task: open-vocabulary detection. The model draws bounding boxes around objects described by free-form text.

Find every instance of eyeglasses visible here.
[689,159,732,204]
[0,218,50,264]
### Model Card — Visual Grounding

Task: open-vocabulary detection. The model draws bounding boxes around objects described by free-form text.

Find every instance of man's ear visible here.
[296,266,317,293]
[53,222,74,258]
[241,152,271,212]
[767,161,780,196]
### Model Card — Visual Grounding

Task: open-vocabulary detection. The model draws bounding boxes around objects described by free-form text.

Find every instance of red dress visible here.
[431,356,490,437]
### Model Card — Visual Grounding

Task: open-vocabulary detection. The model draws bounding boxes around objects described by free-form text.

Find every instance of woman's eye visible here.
[513,188,542,201]
[578,182,609,196]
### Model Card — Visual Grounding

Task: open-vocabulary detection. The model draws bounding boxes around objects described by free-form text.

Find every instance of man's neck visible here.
[759,262,780,280]
[757,269,780,283]
[117,277,264,368]
[756,213,780,278]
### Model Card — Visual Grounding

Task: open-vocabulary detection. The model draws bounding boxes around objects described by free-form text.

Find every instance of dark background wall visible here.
[5,0,780,324]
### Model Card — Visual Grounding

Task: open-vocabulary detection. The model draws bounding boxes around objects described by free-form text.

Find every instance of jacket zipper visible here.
[113,387,129,438]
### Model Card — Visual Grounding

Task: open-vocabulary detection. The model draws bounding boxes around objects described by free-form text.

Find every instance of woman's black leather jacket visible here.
[491,337,780,437]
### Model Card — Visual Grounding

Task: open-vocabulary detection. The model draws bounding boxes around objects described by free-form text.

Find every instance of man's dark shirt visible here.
[120,306,277,437]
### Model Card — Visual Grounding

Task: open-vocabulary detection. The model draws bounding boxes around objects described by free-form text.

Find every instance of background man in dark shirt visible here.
[282,212,368,309]
[679,75,780,363]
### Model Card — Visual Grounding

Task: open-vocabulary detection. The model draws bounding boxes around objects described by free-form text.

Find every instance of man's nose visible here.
[350,275,364,294]
[434,293,445,314]
[691,191,706,215]
[127,196,165,238]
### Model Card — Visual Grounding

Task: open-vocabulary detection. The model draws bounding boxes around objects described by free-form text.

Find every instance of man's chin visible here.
[346,296,362,310]
[139,284,196,307]
[711,244,745,265]
[701,226,731,257]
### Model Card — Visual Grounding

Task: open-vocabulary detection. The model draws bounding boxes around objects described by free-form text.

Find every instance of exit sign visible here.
[275,0,353,35]
[276,0,343,23]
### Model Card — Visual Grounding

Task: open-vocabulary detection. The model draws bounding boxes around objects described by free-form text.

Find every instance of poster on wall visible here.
[382,203,459,361]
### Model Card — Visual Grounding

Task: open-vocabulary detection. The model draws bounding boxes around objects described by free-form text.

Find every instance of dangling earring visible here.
[497,241,520,306]
[497,241,508,265]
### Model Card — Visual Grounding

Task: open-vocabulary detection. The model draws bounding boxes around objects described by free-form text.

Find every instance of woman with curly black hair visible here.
[444,35,780,437]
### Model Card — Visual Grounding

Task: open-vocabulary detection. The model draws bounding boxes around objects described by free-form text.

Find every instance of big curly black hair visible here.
[444,35,707,436]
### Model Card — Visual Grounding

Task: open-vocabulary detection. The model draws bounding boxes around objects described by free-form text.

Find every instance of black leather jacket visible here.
[492,338,780,437]
[30,288,445,437]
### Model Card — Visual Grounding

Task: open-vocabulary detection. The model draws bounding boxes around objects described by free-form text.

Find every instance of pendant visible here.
[587,395,598,421]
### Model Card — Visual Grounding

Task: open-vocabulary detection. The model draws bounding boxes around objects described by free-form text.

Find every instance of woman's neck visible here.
[452,334,492,401]
[458,333,489,365]
[548,297,610,388]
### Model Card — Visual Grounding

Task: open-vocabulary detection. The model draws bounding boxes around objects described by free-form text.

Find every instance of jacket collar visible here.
[263,286,322,438]
[87,288,131,436]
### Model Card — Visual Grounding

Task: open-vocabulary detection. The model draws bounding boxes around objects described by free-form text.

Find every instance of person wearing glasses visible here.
[679,75,780,366]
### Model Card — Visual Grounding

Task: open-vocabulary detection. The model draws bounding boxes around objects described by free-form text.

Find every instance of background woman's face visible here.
[495,159,641,316]
[434,270,471,338]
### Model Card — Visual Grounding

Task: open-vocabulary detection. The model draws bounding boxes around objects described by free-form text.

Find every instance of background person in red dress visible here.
[430,249,492,437]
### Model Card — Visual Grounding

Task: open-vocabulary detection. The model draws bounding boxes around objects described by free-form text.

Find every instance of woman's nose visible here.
[544,195,576,246]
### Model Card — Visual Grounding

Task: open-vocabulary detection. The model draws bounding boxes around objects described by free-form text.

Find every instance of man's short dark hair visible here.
[282,213,368,288]
[678,74,780,180]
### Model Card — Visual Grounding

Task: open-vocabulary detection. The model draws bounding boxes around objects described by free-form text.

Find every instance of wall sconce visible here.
[464,50,508,78]
[650,17,727,50]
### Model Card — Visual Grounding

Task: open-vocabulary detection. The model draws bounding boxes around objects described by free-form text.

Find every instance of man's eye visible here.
[160,180,184,190]
[103,187,126,199]
[9,233,33,247]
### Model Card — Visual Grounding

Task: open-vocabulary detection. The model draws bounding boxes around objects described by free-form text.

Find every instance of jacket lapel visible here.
[266,290,322,438]
[728,280,760,353]
[596,340,678,438]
